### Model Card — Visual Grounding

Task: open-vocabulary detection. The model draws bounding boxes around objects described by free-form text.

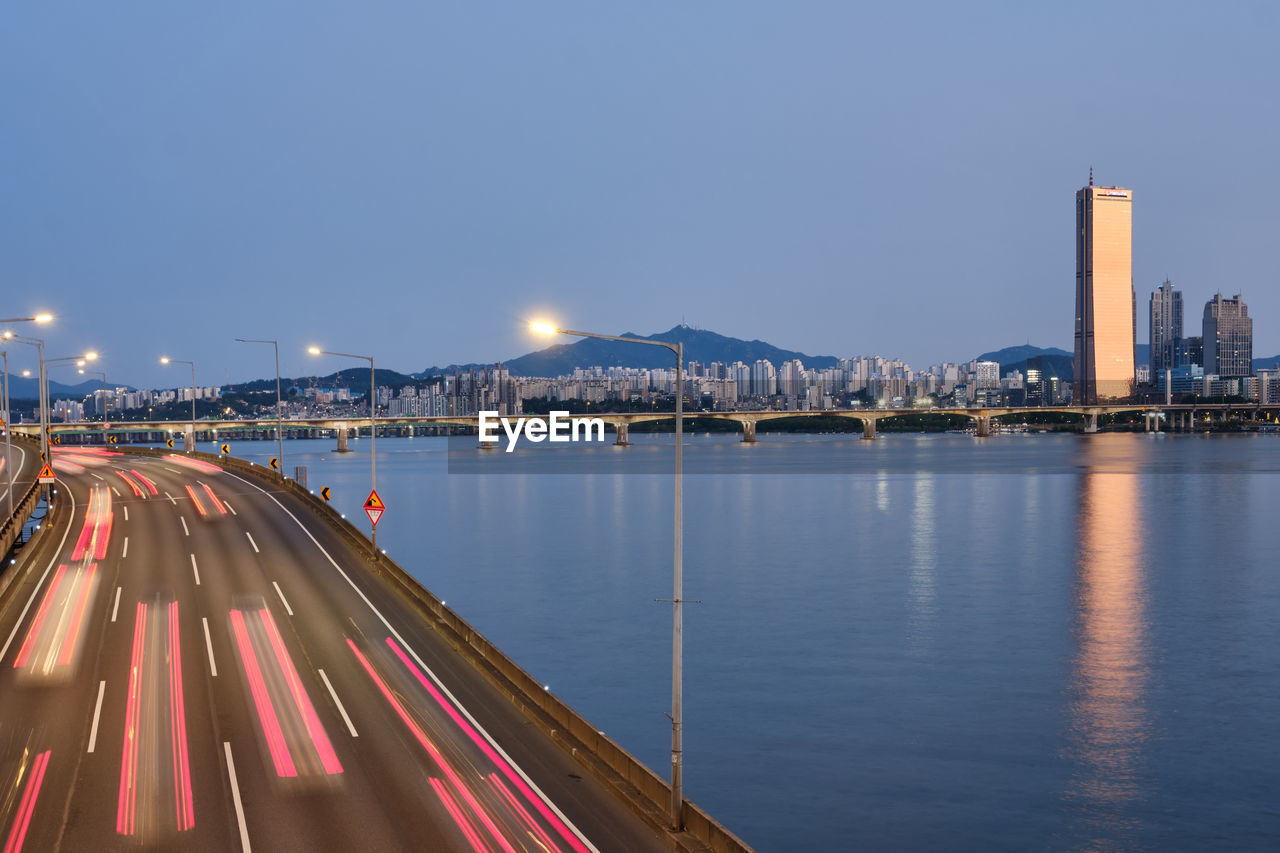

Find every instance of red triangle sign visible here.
[364,489,384,510]
[38,464,56,482]
[365,507,384,527]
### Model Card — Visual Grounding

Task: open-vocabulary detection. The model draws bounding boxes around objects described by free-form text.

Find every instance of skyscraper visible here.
[1149,280,1183,378]
[1202,293,1252,378]
[1074,174,1135,402]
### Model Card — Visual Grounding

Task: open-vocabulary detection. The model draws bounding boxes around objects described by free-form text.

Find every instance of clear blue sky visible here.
[3,2,1277,387]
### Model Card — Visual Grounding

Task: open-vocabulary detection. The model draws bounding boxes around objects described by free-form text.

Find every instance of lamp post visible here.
[2,348,12,521]
[79,369,109,446]
[308,346,377,557]
[41,350,98,461]
[4,333,48,465]
[235,338,285,476]
[530,320,687,831]
[161,357,197,451]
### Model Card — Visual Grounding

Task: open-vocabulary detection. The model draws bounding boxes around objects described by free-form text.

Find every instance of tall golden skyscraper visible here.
[1074,174,1135,403]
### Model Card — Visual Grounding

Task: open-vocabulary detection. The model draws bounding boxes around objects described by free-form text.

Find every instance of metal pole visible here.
[274,342,284,473]
[102,373,108,446]
[670,340,684,831]
[190,362,197,450]
[3,350,11,521]
[370,355,377,557]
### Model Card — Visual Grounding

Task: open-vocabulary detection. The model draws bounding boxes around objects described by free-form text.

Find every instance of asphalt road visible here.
[0,447,670,851]
[1,436,38,521]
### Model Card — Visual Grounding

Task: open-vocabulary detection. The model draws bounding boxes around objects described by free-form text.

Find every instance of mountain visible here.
[1255,355,1280,372]
[422,325,840,378]
[975,345,1074,381]
[3,377,131,400]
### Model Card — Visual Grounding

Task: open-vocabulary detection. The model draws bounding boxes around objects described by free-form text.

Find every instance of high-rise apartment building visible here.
[1203,293,1252,378]
[1149,280,1182,378]
[1074,175,1135,402]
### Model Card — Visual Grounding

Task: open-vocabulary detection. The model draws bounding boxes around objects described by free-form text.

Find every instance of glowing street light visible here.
[308,346,378,557]
[161,357,197,451]
[529,318,688,831]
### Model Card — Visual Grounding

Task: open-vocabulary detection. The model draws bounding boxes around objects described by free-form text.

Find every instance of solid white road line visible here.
[220,469,601,853]
[224,501,237,516]
[111,587,122,622]
[165,491,177,505]
[245,531,259,553]
[272,582,293,616]
[122,536,129,559]
[180,517,189,537]
[318,668,358,737]
[123,505,128,522]
[223,742,251,853]
[202,617,217,676]
[190,554,200,586]
[0,489,79,664]
[88,681,106,753]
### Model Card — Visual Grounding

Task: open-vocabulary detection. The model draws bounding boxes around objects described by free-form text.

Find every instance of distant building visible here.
[1183,335,1204,368]
[1203,293,1252,378]
[1074,175,1136,402]
[973,361,1000,390]
[1149,279,1182,377]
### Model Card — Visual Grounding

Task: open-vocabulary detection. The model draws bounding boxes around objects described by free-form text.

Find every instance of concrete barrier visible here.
[0,438,44,560]
[125,448,753,852]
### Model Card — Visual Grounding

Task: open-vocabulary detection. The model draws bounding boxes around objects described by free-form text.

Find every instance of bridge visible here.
[10,402,1277,449]
[0,435,750,852]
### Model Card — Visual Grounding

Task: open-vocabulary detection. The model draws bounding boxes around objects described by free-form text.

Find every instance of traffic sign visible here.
[363,489,385,527]
[51,435,61,445]
[220,443,230,455]
[38,464,56,484]
[108,435,118,444]
[166,438,175,448]
[269,457,279,471]
[320,487,331,502]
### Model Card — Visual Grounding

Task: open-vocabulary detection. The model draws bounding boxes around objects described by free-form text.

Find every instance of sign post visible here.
[363,489,385,558]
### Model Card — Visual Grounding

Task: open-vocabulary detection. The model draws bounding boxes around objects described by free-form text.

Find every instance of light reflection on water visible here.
[1067,446,1150,850]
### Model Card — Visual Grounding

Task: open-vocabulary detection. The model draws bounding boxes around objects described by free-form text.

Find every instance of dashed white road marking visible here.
[223,742,251,853]
[87,681,106,753]
[165,491,177,505]
[318,668,358,737]
[202,617,217,676]
[111,586,122,622]
[224,501,237,516]
[190,554,200,586]
[272,582,293,616]
[245,531,259,553]
[180,517,189,537]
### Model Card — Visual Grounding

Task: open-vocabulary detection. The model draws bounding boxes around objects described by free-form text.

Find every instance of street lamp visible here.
[160,357,197,451]
[4,333,48,464]
[0,314,52,324]
[79,368,109,445]
[308,346,378,557]
[235,338,285,476]
[530,320,687,831]
[44,351,98,447]
[2,347,13,521]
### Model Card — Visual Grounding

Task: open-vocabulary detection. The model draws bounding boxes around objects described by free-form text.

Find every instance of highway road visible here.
[1,436,38,520]
[0,447,670,851]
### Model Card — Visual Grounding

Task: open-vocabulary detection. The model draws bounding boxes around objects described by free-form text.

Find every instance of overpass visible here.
[10,402,1277,449]
[0,443,751,852]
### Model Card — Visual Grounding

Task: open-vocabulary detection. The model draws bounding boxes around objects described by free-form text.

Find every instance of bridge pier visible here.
[741,420,757,443]
[975,416,992,438]
[1084,413,1099,434]
[861,418,877,440]
[183,426,194,452]
[335,423,351,453]
[614,422,629,446]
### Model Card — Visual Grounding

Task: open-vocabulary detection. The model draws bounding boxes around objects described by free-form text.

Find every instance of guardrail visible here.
[0,439,43,560]
[124,447,752,852]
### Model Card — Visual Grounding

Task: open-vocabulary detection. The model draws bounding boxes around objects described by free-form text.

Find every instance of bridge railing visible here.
[121,448,753,853]
[0,439,43,560]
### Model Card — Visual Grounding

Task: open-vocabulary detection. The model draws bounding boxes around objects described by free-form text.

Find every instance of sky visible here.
[3,2,1278,388]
